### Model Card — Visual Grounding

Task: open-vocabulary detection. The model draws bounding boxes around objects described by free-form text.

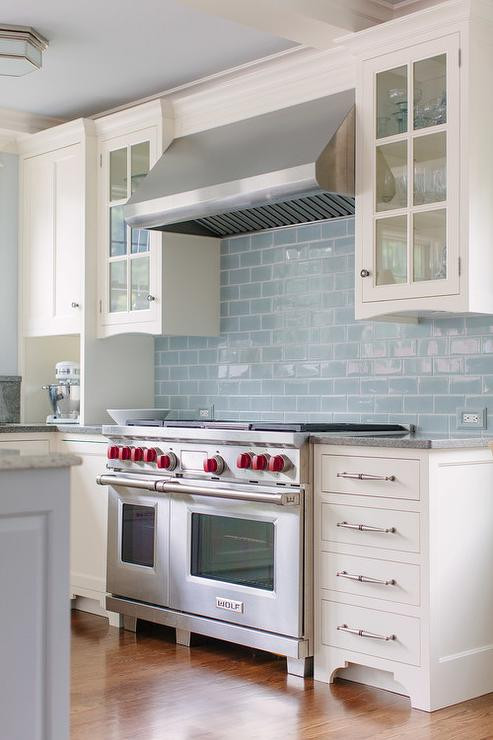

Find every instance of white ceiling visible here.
[0,0,295,119]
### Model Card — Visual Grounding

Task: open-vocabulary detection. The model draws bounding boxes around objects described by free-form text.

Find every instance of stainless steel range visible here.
[97,420,409,677]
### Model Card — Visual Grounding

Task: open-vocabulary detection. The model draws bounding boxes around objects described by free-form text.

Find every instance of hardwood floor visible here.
[71,610,493,740]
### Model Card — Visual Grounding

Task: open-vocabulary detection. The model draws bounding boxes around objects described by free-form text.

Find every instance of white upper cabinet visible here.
[349,1,493,319]
[21,137,85,336]
[96,101,220,338]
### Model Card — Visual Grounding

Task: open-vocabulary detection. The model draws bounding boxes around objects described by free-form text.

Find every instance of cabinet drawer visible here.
[321,454,419,500]
[321,600,421,666]
[320,552,420,606]
[321,502,420,553]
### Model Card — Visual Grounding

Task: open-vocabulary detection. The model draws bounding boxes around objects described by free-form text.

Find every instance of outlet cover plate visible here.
[457,407,487,430]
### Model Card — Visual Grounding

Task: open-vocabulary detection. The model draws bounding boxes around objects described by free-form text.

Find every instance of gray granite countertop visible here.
[0,423,103,435]
[0,423,491,448]
[310,433,493,449]
[0,452,82,471]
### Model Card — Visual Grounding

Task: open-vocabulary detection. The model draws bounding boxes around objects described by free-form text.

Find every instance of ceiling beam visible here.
[179,0,394,48]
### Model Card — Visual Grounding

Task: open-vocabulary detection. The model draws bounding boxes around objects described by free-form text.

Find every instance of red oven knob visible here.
[252,454,269,471]
[268,454,291,473]
[107,445,119,460]
[118,446,131,461]
[143,448,157,463]
[203,456,225,475]
[157,452,178,471]
[131,447,144,462]
[236,452,252,469]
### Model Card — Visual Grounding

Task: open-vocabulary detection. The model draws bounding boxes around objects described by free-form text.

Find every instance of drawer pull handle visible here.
[336,570,396,586]
[337,472,396,482]
[336,521,396,533]
[337,624,396,641]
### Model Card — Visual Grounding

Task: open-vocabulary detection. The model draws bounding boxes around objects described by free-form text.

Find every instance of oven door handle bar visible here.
[96,474,301,506]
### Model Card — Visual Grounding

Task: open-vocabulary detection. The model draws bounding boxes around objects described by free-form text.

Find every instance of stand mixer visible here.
[43,361,80,424]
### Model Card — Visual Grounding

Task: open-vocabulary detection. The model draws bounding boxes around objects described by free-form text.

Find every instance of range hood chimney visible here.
[124,90,355,238]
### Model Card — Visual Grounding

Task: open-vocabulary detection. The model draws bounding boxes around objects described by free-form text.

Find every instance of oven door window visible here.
[121,503,155,567]
[191,513,274,591]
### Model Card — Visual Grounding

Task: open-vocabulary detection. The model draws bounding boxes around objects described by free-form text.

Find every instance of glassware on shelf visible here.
[414,54,447,130]
[388,87,408,133]
[376,66,408,138]
[413,132,446,205]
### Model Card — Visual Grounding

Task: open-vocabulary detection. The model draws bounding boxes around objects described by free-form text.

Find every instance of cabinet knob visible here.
[360,269,370,278]
[71,301,80,308]
[146,294,155,302]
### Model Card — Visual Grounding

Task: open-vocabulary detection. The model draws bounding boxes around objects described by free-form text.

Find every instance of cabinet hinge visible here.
[458,48,461,67]
[99,299,102,313]
[458,257,461,276]
[99,153,102,167]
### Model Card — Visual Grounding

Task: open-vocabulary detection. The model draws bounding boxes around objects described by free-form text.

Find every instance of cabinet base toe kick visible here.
[106,595,312,673]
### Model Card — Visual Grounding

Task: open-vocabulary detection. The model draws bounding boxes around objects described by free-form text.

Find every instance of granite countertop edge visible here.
[0,424,103,435]
[310,434,493,449]
[0,453,82,471]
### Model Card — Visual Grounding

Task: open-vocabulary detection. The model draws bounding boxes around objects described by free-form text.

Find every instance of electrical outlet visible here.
[457,407,487,430]
[198,405,214,420]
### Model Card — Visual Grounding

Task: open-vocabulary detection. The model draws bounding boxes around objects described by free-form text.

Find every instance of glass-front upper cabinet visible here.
[98,126,161,336]
[358,35,460,312]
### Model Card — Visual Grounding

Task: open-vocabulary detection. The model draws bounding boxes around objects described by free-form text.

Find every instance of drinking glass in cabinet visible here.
[413,209,446,282]
[131,142,150,195]
[376,141,407,212]
[376,215,407,285]
[131,257,150,311]
[110,261,128,312]
[413,132,446,206]
[131,228,150,254]
[110,206,126,257]
[376,65,407,138]
[109,147,127,201]
[414,55,446,130]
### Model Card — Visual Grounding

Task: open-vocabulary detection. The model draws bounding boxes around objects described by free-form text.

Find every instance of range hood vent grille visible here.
[189,193,355,238]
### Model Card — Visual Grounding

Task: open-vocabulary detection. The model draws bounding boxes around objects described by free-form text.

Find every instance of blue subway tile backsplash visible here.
[155,217,493,435]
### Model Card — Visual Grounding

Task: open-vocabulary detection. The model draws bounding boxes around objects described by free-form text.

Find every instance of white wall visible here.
[0,152,18,375]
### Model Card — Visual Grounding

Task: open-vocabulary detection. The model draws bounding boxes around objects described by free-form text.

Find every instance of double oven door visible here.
[106,478,304,638]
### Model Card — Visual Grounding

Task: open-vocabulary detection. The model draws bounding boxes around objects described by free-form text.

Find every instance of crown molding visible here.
[94,98,173,140]
[336,0,472,56]
[16,118,96,157]
[168,45,356,137]
[0,107,62,133]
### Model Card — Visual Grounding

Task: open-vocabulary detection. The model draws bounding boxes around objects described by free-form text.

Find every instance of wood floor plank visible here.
[70,611,493,740]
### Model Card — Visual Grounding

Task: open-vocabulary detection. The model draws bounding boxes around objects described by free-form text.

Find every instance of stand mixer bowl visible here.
[43,382,80,419]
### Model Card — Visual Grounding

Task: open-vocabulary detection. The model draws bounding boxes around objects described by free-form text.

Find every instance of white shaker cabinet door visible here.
[22,144,83,336]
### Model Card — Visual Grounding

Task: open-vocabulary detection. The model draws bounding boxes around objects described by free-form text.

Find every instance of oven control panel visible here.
[106,440,302,485]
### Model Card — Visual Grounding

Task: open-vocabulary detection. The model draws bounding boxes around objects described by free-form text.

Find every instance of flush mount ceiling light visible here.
[0,24,48,76]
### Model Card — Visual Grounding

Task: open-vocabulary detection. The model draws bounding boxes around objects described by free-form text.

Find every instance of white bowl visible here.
[107,408,171,425]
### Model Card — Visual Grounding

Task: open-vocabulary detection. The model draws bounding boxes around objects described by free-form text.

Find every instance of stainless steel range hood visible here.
[124,90,355,238]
